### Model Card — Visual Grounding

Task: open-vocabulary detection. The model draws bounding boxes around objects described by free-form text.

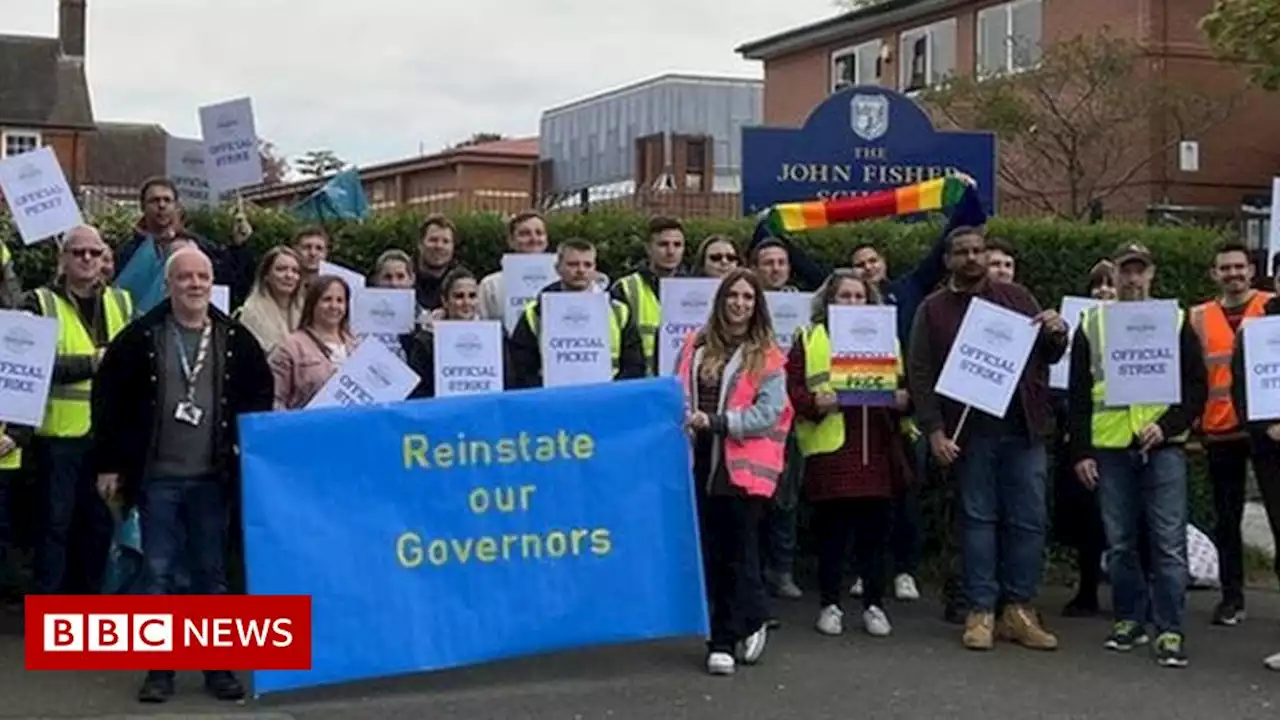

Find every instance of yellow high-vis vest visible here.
[616,272,660,376]
[792,323,906,456]
[0,423,19,470]
[524,297,631,377]
[34,286,134,438]
[1079,304,1188,449]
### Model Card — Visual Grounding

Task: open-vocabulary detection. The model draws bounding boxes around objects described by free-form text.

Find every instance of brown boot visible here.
[1000,604,1058,650]
[963,612,995,650]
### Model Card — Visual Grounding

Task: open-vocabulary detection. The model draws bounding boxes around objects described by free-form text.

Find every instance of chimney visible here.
[58,0,86,60]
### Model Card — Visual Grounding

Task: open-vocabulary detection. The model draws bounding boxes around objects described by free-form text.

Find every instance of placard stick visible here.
[951,405,971,444]
[861,406,869,466]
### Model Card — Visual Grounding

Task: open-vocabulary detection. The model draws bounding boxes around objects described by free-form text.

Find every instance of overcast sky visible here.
[8,0,837,169]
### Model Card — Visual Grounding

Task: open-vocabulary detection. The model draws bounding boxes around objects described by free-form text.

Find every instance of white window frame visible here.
[829,39,883,93]
[1,130,41,158]
[976,0,1043,78]
[898,18,957,94]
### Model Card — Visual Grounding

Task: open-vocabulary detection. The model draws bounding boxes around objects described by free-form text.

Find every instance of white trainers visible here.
[739,624,768,664]
[849,578,864,597]
[894,573,920,601]
[816,604,844,635]
[1265,651,1280,671]
[863,605,893,637]
[706,651,735,676]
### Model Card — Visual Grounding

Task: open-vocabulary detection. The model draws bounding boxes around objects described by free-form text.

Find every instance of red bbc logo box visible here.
[25,595,312,671]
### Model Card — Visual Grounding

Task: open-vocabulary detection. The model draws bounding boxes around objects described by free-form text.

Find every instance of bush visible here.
[1,204,1230,581]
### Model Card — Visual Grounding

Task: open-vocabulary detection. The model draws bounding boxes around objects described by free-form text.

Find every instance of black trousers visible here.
[814,498,892,610]
[1247,437,1280,588]
[1208,438,1253,605]
[698,490,768,654]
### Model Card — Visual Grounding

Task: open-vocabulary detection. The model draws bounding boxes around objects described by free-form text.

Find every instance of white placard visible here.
[540,292,612,388]
[166,136,215,209]
[1049,296,1104,390]
[319,261,367,289]
[1102,299,1182,407]
[0,310,58,427]
[767,292,813,351]
[307,338,420,410]
[935,298,1039,418]
[829,305,898,357]
[433,320,504,397]
[211,285,230,314]
[0,146,83,245]
[1243,316,1280,421]
[351,288,415,335]
[199,97,264,194]
[502,254,557,334]
[1269,177,1280,280]
[658,277,718,376]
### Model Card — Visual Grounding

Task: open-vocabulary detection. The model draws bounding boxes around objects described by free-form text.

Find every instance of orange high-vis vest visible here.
[675,330,794,498]
[1190,291,1273,434]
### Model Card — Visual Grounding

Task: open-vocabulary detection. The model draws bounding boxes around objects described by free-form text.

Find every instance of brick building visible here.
[241,137,539,215]
[736,0,1280,219]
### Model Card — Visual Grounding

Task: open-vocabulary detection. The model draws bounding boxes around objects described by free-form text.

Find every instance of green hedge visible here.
[1,205,1231,583]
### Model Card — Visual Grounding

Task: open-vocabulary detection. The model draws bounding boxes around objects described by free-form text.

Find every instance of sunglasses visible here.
[707,253,738,263]
[67,247,105,259]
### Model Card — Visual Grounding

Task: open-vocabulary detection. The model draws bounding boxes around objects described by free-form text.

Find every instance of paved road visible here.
[3,586,1279,719]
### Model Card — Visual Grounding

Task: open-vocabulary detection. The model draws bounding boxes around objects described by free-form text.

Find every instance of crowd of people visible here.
[0,173,1279,701]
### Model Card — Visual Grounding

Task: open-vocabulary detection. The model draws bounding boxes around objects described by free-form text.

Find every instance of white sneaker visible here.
[706,651,735,676]
[849,578,864,597]
[816,604,844,635]
[1265,651,1280,671]
[894,574,920,601]
[863,605,893,637]
[739,624,768,664]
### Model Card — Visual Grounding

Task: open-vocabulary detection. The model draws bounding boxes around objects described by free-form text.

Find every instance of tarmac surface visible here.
[2,585,1279,720]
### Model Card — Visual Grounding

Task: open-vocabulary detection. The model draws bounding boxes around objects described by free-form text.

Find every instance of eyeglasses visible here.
[67,247,104,259]
[708,253,738,263]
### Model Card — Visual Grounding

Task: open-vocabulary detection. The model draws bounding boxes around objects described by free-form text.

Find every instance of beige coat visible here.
[268,329,359,410]
[236,291,302,355]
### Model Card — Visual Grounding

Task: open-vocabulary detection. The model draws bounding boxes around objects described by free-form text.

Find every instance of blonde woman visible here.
[235,246,304,354]
[268,276,359,410]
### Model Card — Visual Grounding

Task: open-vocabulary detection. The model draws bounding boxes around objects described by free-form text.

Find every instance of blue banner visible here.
[239,378,709,694]
[741,85,997,216]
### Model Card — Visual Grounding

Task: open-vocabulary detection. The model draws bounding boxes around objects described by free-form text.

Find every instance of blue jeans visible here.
[35,438,112,594]
[139,477,229,596]
[955,433,1047,613]
[1095,447,1187,634]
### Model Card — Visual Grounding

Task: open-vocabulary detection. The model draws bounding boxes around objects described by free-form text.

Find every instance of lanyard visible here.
[171,320,211,400]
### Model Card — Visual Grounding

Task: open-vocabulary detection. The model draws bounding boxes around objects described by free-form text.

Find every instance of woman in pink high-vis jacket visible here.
[676,267,795,677]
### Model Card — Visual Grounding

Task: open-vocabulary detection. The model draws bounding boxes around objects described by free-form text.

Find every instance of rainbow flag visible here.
[762,176,968,236]
[831,354,898,407]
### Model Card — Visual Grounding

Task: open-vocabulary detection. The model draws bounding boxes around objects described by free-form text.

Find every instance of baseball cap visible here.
[1112,242,1153,267]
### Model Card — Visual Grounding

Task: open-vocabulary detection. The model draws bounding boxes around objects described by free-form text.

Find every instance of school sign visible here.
[741,86,997,215]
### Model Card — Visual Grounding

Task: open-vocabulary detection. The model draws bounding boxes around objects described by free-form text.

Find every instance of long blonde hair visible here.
[697,268,776,381]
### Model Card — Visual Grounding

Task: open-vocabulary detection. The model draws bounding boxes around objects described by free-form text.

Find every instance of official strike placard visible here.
[1244,315,1280,421]
[0,310,58,428]
[658,278,717,375]
[934,298,1038,418]
[501,254,557,334]
[1102,299,1181,407]
[433,320,504,397]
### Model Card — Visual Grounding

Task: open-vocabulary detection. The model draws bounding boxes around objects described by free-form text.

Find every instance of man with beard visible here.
[1190,241,1273,627]
[414,214,458,312]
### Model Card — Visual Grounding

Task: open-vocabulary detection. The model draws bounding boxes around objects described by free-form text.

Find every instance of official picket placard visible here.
[165,136,215,209]
[1243,316,1280,421]
[0,310,58,428]
[502,254,557,333]
[319,261,367,289]
[767,292,813,352]
[828,305,899,407]
[433,320,505,397]
[199,97,264,194]
[351,288,415,336]
[1102,299,1181,407]
[307,339,420,410]
[1049,296,1104,390]
[657,278,718,376]
[539,292,612,387]
[935,298,1038,418]
[0,146,83,245]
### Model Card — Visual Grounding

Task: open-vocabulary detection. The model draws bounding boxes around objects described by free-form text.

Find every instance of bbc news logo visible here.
[26,595,312,671]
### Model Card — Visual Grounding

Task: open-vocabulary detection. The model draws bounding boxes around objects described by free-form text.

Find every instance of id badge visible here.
[174,400,205,427]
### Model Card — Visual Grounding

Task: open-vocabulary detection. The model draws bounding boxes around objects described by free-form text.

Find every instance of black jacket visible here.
[508,282,647,389]
[1067,306,1207,462]
[1232,295,1280,444]
[406,327,516,399]
[90,300,274,509]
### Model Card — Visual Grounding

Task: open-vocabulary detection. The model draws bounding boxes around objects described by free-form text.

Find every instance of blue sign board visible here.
[741,86,997,215]
[239,378,709,695]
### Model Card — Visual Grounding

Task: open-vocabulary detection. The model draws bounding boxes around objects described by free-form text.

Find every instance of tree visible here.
[918,33,1237,219]
[295,149,348,179]
[259,141,290,185]
[1202,0,1280,90]
[451,132,506,149]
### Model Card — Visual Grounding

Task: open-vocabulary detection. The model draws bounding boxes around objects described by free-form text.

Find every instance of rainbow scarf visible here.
[831,354,898,407]
[762,176,968,235]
